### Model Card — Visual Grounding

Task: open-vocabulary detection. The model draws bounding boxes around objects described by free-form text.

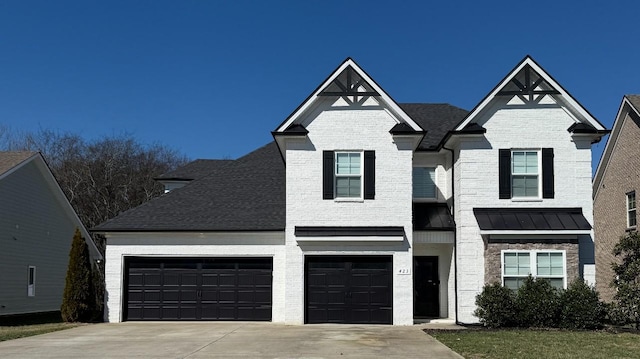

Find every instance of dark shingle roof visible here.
[473,208,592,231]
[399,103,469,150]
[156,159,233,180]
[626,95,640,112]
[93,142,285,232]
[94,104,468,233]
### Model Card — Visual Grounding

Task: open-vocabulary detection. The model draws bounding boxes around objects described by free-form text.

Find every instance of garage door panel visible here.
[125,257,272,321]
[253,290,271,303]
[305,256,392,324]
[143,290,161,302]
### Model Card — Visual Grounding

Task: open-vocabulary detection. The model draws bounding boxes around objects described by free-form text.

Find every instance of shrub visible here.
[515,276,559,328]
[61,228,94,322]
[558,278,605,329]
[611,231,640,329]
[474,282,517,327]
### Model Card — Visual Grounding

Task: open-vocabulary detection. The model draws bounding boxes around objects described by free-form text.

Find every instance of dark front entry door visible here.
[125,257,272,321]
[305,256,393,324]
[414,256,439,317]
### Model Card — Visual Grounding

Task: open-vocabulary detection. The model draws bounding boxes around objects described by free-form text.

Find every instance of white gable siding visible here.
[454,98,595,323]
[0,160,79,316]
[284,97,415,325]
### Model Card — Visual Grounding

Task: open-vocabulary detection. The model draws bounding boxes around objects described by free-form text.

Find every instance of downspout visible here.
[442,145,459,325]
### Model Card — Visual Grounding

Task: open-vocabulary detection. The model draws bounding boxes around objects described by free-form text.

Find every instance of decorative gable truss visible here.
[272,58,425,159]
[453,55,607,138]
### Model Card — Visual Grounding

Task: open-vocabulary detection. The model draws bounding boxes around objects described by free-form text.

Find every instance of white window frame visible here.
[413,166,437,200]
[334,151,363,199]
[628,191,637,229]
[28,266,36,297]
[501,250,566,290]
[511,149,542,199]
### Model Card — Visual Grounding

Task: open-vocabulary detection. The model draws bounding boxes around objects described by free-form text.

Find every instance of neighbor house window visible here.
[335,152,362,198]
[628,191,637,228]
[511,150,540,198]
[28,266,36,297]
[503,251,565,290]
[413,167,436,199]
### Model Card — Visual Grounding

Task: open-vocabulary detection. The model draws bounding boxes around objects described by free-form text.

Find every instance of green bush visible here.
[474,282,517,327]
[61,228,94,322]
[515,276,559,328]
[611,231,640,329]
[558,278,605,329]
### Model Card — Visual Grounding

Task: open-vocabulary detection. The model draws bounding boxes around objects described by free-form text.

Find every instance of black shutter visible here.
[323,151,334,199]
[542,148,554,198]
[499,149,512,199]
[364,151,375,199]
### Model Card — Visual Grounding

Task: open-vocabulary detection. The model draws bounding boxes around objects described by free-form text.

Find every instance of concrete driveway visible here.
[0,322,463,358]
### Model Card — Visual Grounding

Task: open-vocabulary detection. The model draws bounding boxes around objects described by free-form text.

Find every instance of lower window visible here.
[502,250,565,290]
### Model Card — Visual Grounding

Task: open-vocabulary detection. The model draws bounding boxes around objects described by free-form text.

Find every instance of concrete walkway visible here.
[0,322,464,358]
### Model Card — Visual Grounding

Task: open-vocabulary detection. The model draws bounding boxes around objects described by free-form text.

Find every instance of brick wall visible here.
[484,239,579,285]
[594,110,640,301]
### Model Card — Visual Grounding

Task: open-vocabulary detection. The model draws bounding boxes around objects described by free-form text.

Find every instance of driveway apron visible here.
[0,322,463,358]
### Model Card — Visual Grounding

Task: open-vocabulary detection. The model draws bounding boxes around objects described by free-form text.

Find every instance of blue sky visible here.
[1,1,638,169]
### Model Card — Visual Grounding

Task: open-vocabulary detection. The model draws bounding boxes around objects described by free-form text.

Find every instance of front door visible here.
[414,256,439,318]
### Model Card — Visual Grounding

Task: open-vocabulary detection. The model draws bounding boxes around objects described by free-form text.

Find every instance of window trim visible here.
[413,166,437,201]
[334,151,363,200]
[28,266,36,297]
[511,149,542,199]
[627,191,637,229]
[501,249,566,290]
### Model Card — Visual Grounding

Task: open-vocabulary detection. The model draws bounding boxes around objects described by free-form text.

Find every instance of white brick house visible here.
[95,56,606,325]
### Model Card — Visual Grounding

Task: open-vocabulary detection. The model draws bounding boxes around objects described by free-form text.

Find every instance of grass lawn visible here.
[427,329,640,359]
[0,311,80,342]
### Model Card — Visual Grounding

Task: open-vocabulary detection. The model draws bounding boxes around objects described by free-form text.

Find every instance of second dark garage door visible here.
[305,256,393,324]
[125,257,272,321]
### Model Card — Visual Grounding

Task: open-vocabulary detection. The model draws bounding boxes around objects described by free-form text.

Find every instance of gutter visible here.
[442,145,460,325]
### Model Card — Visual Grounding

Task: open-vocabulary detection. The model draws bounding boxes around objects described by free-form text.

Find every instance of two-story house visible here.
[593,95,640,302]
[94,56,606,325]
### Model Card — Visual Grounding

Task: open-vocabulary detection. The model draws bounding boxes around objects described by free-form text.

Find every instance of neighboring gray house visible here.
[0,152,101,316]
[593,95,640,301]
[95,56,606,325]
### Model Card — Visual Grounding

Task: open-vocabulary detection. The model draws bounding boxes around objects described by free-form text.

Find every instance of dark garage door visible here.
[305,256,392,324]
[125,257,272,321]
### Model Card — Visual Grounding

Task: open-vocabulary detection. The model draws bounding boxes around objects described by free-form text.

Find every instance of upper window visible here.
[628,191,637,228]
[323,150,375,200]
[511,151,540,198]
[499,148,554,199]
[502,250,565,290]
[335,152,362,198]
[28,266,36,297]
[413,167,436,199]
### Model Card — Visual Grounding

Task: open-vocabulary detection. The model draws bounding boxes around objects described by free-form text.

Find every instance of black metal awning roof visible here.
[473,208,591,232]
[413,203,455,231]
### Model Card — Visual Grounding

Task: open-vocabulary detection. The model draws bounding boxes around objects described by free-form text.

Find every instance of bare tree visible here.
[1,129,188,253]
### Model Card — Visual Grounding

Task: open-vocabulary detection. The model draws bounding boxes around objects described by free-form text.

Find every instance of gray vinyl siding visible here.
[0,160,78,316]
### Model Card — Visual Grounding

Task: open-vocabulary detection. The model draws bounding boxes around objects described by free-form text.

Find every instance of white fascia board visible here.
[593,97,637,199]
[480,230,592,235]
[455,57,604,132]
[296,236,404,243]
[275,59,422,133]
